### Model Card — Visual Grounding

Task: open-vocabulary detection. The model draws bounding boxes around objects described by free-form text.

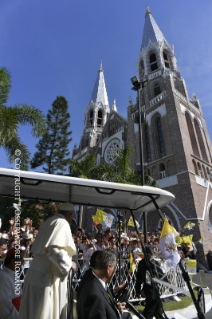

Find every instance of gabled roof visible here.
[90,62,109,106]
[141,6,168,50]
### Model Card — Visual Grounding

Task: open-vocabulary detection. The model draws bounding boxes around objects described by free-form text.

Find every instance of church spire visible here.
[90,62,109,107]
[141,6,168,50]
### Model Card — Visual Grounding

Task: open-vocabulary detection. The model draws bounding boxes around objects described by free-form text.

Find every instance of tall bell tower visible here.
[127,7,212,263]
[72,62,110,160]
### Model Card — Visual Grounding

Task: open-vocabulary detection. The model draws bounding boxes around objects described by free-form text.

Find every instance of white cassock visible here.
[19,213,76,319]
[0,267,22,319]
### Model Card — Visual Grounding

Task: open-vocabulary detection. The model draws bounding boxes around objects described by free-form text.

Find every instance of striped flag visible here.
[159,219,180,267]
[128,216,140,228]
[92,209,114,228]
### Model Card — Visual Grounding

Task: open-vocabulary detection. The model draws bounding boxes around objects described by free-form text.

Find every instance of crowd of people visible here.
[0,204,211,319]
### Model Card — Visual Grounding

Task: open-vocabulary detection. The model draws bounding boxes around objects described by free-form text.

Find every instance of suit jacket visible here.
[77,273,121,319]
[135,257,164,300]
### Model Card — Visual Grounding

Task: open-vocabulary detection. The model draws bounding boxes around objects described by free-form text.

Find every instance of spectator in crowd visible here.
[108,236,119,255]
[120,236,130,259]
[0,248,23,319]
[83,238,96,258]
[95,233,105,251]
[19,202,77,319]
[0,238,8,261]
[129,238,142,261]
[77,249,131,319]
[32,229,38,239]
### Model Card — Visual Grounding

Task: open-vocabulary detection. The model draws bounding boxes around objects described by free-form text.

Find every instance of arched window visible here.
[97,110,103,127]
[149,53,158,72]
[163,52,170,68]
[206,167,212,181]
[185,112,200,157]
[156,118,165,157]
[194,118,208,162]
[197,162,202,177]
[202,165,207,179]
[154,83,161,97]
[159,163,166,179]
[89,110,93,126]
[144,125,151,162]
[192,159,198,175]
[139,60,145,80]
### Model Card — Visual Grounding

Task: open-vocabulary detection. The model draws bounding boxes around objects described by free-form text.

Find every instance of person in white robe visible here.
[0,248,23,319]
[19,203,76,319]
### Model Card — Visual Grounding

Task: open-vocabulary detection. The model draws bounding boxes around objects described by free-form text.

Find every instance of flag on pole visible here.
[159,219,180,267]
[92,209,114,228]
[183,221,195,230]
[183,235,193,246]
[197,237,205,244]
[129,253,136,273]
[128,216,140,228]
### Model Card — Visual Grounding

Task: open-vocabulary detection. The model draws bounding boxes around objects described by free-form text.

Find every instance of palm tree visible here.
[0,67,46,169]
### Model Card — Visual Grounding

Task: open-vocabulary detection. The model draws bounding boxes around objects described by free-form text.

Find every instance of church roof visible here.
[141,6,168,50]
[90,62,109,106]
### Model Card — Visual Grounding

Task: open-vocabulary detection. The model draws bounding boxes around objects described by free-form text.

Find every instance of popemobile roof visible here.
[0,168,175,212]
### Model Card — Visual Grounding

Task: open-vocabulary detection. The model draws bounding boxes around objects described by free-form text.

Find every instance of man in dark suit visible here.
[135,247,166,319]
[77,249,130,319]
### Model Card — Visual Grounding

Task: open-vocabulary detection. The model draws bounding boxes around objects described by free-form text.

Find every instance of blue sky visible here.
[0,0,212,169]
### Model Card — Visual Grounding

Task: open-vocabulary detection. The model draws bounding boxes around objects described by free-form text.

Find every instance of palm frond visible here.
[12,104,46,136]
[4,136,31,170]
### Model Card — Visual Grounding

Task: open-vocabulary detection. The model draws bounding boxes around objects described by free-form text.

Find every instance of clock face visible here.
[104,139,120,164]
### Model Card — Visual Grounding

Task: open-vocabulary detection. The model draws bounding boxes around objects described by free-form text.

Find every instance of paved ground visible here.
[132,273,212,319]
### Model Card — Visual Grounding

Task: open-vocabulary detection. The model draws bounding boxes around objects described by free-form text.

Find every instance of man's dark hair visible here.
[0,238,7,246]
[90,251,100,268]
[95,249,117,270]
[145,246,154,257]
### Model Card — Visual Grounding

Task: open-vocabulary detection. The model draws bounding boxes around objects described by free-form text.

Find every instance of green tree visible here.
[0,67,46,169]
[31,96,72,174]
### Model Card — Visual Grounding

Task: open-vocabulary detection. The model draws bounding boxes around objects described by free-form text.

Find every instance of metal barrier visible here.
[0,257,189,301]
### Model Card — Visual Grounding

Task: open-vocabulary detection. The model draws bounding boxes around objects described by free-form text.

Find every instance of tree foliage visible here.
[0,67,46,169]
[70,146,157,187]
[31,96,72,174]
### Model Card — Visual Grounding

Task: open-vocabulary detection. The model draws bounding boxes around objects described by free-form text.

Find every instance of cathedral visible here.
[72,7,212,263]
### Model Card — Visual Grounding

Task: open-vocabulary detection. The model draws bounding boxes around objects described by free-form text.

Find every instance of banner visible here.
[128,216,139,228]
[159,218,180,267]
[92,209,114,228]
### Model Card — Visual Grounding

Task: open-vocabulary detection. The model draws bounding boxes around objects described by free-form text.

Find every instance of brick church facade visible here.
[72,7,212,263]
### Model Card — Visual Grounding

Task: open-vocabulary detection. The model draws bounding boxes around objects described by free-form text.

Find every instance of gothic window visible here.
[192,159,198,175]
[163,52,170,69]
[139,60,145,80]
[194,119,208,162]
[149,53,158,72]
[89,110,93,126]
[185,112,200,157]
[206,167,212,181]
[97,110,103,127]
[197,162,203,177]
[159,163,166,179]
[156,118,165,157]
[144,125,151,162]
[154,83,161,97]
[202,165,207,179]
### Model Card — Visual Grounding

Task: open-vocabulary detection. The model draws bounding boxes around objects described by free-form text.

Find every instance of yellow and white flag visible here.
[92,209,114,228]
[128,216,140,228]
[159,219,180,267]
[197,237,205,244]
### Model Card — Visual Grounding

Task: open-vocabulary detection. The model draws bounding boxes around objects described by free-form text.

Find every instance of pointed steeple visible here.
[141,6,168,50]
[90,62,109,106]
[111,99,117,112]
